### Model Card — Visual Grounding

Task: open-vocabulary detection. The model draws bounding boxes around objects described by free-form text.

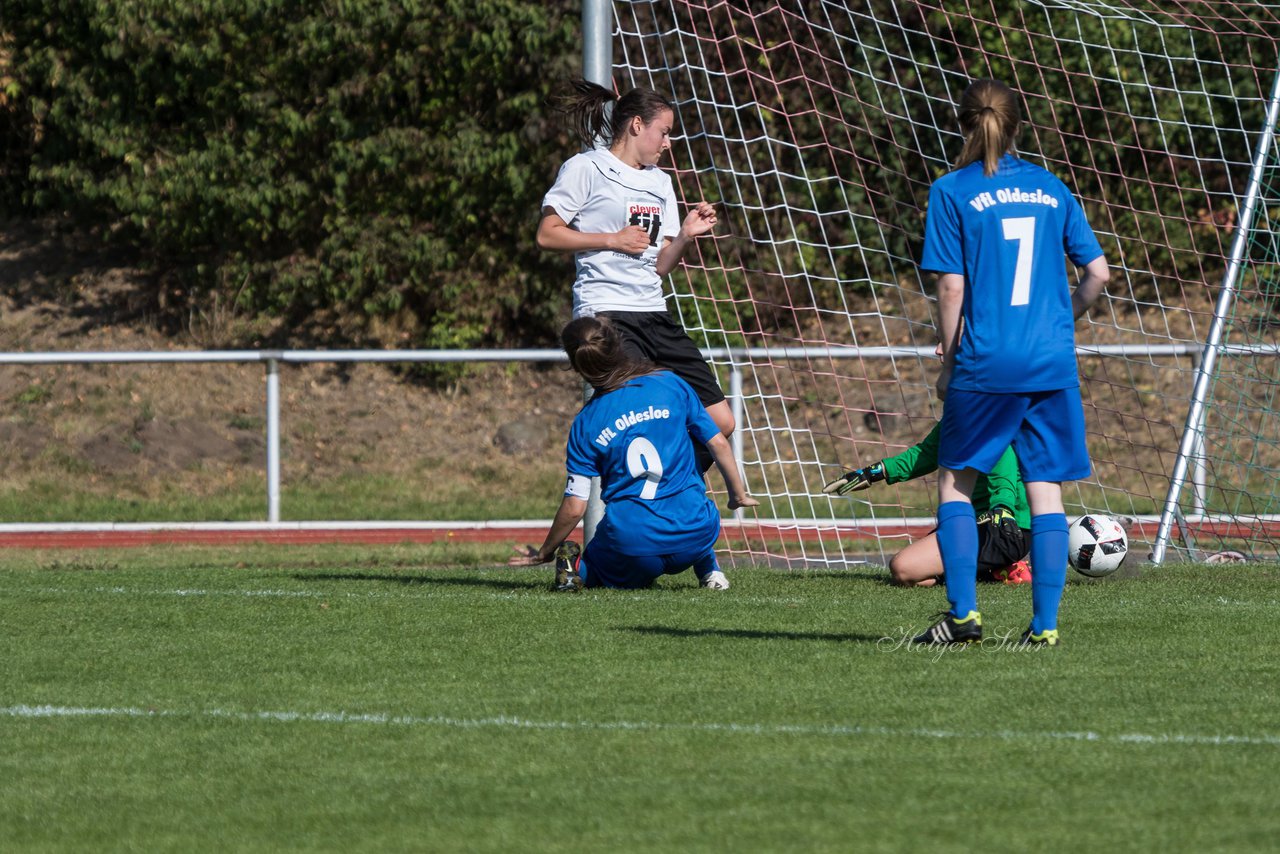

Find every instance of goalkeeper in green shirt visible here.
[824,423,1031,587]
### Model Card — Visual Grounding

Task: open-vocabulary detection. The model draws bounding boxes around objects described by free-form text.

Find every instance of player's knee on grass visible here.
[888,553,940,587]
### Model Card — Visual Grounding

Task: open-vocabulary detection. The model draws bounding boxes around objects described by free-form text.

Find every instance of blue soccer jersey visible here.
[566,371,722,555]
[921,154,1103,393]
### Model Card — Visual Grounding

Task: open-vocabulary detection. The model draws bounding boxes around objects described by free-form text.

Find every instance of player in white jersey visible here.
[509,316,756,590]
[537,80,733,469]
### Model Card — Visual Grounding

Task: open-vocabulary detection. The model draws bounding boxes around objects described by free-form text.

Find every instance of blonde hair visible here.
[954,79,1021,177]
[561,316,655,393]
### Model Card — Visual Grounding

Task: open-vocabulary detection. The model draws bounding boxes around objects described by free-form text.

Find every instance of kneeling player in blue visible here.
[509,316,757,589]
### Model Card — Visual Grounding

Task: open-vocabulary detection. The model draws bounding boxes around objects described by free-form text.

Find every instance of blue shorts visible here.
[939,387,1090,483]
[581,535,720,589]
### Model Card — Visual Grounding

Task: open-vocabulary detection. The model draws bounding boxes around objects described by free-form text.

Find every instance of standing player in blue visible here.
[915,78,1110,646]
[537,80,732,470]
[509,316,757,590]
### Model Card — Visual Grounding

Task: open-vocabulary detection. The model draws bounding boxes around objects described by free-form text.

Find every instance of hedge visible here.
[1,0,580,351]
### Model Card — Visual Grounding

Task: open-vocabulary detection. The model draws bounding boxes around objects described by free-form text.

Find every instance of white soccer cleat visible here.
[699,570,730,590]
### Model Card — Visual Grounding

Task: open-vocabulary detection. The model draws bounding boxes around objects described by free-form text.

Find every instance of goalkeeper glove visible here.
[822,462,886,495]
[978,504,1017,531]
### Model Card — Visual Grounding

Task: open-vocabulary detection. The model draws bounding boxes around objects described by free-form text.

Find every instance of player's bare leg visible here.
[888,533,942,587]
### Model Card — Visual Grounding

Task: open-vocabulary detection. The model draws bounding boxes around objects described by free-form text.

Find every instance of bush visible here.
[1,0,580,350]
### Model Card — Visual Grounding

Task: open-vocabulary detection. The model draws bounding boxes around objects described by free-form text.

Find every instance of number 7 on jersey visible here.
[1002,216,1035,306]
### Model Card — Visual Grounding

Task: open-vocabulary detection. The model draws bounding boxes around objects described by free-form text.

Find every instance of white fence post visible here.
[265,355,281,524]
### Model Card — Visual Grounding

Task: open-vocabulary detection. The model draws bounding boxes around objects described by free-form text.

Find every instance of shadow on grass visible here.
[621,625,884,644]
[775,568,892,584]
[291,571,549,591]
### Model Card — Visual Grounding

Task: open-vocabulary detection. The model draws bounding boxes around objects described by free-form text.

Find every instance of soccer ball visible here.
[1067,514,1129,577]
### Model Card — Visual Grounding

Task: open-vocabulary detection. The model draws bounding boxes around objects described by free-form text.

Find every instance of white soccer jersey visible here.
[542,148,681,317]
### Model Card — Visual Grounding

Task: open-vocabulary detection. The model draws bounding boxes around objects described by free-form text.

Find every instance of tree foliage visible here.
[1,0,580,348]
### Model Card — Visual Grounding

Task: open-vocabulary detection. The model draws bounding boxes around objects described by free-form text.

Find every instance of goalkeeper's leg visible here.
[976,516,1031,583]
[887,533,943,587]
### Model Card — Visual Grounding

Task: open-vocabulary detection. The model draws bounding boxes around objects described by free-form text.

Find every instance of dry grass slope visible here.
[0,221,581,515]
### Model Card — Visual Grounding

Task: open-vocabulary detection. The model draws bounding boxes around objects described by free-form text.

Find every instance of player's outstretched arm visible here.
[822,462,885,495]
[705,433,758,510]
[508,495,588,566]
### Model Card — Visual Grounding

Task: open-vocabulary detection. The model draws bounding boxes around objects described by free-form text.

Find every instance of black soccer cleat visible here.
[912,610,982,645]
[552,541,583,592]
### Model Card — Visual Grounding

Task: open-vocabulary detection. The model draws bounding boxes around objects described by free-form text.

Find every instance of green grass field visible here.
[2,544,1277,852]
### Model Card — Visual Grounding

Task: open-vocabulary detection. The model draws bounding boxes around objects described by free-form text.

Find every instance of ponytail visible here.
[557,79,675,150]
[954,79,1021,177]
[558,80,616,150]
[561,316,655,392]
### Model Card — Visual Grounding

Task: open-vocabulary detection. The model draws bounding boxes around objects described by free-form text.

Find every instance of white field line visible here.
[1214,596,1280,608]
[2,703,1277,748]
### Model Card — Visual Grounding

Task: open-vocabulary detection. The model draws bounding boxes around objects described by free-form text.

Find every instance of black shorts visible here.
[975,519,1031,578]
[598,310,726,407]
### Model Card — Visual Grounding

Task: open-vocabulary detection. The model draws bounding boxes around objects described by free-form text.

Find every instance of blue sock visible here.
[936,501,978,618]
[1029,513,1070,634]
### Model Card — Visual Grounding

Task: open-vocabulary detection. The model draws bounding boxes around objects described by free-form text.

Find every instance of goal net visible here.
[608,0,1280,566]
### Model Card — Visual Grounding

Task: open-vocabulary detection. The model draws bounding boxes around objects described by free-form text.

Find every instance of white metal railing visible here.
[0,344,1205,524]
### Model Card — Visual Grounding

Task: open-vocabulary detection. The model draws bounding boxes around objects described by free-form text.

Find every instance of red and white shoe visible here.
[1002,559,1032,585]
[991,559,1032,584]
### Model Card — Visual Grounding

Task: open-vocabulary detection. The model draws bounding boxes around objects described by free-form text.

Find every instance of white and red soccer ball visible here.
[1068,514,1129,577]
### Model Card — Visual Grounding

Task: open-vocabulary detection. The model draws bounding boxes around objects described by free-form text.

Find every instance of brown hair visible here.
[561,316,655,392]
[954,79,1021,177]
[558,79,674,150]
